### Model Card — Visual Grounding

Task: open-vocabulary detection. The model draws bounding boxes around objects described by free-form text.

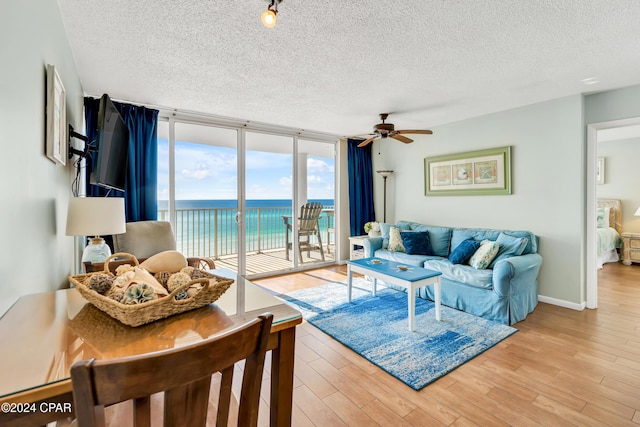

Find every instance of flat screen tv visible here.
[90,94,129,192]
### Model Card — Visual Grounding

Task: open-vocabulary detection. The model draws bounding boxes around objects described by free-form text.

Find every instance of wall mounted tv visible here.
[90,94,130,192]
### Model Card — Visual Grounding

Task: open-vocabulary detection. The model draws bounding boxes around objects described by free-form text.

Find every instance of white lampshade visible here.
[635,206,640,216]
[66,197,126,237]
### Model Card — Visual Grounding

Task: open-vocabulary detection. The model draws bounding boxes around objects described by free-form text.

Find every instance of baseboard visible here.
[538,295,586,311]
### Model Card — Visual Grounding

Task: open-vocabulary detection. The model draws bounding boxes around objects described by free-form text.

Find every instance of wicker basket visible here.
[69,253,234,327]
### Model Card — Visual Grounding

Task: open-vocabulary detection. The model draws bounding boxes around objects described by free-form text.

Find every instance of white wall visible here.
[597,137,640,232]
[0,0,84,315]
[373,95,585,304]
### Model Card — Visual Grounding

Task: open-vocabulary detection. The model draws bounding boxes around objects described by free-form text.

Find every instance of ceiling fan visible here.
[354,113,433,148]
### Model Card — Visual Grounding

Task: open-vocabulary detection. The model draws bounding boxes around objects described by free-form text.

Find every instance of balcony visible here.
[158,206,335,275]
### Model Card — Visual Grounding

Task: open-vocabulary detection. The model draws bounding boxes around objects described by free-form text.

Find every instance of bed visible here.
[597,199,623,269]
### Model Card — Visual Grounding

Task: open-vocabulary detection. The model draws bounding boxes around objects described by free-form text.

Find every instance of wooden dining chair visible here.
[70,313,273,427]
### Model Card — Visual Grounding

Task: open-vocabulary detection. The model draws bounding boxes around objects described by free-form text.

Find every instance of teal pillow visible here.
[401,231,432,255]
[596,207,610,228]
[489,233,529,267]
[449,238,480,264]
[411,225,452,257]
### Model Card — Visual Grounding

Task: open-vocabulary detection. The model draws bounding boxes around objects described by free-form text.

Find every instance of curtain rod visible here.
[84,93,340,142]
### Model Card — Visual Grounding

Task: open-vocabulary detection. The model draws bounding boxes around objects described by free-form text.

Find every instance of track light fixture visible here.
[261,0,282,28]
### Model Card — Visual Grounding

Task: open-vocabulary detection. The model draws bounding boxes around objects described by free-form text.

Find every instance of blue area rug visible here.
[280,279,517,390]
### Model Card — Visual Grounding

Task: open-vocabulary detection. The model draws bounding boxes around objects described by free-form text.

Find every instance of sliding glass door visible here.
[242,133,336,276]
[243,132,294,275]
[158,120,239,270]
[158,119,336,278]
[299,139,336,263]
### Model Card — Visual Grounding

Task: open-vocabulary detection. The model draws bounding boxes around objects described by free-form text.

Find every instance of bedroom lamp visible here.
[635,206,640,216]
[261,0,282,28]
[66,197,126,263]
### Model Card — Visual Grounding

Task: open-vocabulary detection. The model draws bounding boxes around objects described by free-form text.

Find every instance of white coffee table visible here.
[347,257,442,331]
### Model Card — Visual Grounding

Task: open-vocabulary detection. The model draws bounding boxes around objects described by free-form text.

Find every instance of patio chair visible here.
[285,202,325,263]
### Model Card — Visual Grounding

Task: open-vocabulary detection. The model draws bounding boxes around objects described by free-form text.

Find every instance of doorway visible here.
[586,117,640,308]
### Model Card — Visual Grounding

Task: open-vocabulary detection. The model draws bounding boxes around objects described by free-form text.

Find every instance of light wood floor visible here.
[252,262,640,426]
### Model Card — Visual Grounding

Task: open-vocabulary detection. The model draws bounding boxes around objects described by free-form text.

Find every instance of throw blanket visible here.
[597,226,622,256]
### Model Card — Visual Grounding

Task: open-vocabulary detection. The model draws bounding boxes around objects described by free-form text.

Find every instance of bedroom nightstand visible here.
[621,232,640,265]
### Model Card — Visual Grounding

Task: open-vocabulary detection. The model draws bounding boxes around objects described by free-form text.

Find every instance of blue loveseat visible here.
[362,221,543,325]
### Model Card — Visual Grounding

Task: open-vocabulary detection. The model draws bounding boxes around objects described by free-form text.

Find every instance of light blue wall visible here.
[373,95,586,305]
[586,84,640,124]
[0,0,84,315]
[373,86,640,307]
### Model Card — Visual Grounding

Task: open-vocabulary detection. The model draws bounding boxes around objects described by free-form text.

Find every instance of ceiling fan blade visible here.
[397,129,433,135]
[346,132,375,138]
[358,136,378,147]
[390,134,413,144]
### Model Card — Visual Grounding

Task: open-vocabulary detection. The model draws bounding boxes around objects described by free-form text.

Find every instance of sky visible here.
[157,139,335,201]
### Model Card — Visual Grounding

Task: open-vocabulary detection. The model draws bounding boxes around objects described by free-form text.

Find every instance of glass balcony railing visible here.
[158,206,334,260]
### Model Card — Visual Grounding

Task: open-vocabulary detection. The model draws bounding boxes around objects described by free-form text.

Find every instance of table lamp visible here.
[66,197,126,263]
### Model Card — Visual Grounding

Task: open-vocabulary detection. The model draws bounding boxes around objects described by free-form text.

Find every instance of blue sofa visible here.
[362,221,542,325]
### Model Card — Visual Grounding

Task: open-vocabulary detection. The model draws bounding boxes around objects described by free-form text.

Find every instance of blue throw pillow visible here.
[400,231,432,255]
[448,238,481,264]
[489,233,529,268]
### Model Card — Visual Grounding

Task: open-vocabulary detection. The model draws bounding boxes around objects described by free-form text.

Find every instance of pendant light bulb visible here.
[261,8,277,28]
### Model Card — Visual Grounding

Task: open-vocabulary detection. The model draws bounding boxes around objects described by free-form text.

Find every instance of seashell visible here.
[131,267,168,298]
[122,283,157,305]
[140,250,188,273]
[86,274,114,295]
[113,270,135,289]
[167,272,191,292]
[186,282,204,297]
[115,264,135,276]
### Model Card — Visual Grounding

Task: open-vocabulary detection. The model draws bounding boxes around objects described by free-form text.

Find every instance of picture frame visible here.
[424,146,512,196]
[596,157,605,185]
[46,64,67,165]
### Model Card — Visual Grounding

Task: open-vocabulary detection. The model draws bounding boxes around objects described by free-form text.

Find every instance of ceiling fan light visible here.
[261,9,277,28]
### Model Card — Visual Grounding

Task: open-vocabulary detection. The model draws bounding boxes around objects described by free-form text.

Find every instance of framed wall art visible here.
[424,146,512,196]
[46,64,67,165]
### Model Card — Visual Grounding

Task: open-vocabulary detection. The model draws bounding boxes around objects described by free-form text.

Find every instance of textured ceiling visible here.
[57,0,640,137]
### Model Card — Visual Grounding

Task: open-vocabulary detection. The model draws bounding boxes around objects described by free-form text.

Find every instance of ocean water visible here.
[157,199,334,257]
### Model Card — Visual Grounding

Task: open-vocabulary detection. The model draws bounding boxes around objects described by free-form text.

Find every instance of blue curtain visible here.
[84,97,159,221]
[347,139,376,236]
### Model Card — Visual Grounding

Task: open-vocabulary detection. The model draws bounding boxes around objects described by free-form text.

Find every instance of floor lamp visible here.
[376,170,393,222]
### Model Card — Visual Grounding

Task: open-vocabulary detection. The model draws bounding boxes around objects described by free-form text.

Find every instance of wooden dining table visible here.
[0,269,302,427]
